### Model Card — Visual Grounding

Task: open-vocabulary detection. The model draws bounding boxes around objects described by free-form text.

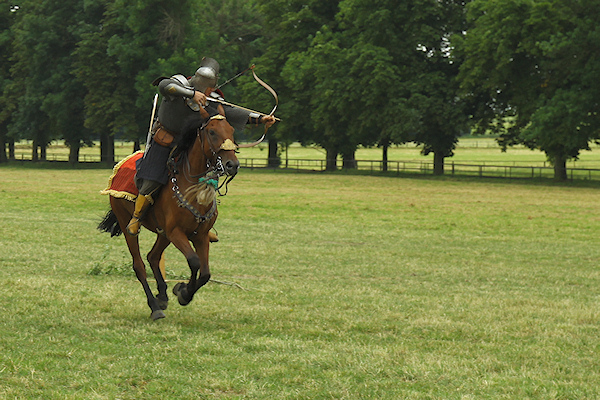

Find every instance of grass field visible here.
[1,163,600,399]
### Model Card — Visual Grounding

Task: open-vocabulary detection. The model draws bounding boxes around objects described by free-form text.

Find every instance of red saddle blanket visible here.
[100,151,144,201]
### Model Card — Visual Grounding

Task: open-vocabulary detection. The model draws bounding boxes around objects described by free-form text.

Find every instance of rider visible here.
[127,57,275,236]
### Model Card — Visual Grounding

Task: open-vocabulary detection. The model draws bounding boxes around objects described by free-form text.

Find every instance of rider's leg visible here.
[126,194,153,236]
[127,179,161,236]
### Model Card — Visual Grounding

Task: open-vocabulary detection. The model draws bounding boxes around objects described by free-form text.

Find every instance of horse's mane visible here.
[171,106,222,159]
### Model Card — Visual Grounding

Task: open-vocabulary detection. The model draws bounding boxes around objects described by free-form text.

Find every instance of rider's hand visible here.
[193,91,207,107]
[261,115,276,129]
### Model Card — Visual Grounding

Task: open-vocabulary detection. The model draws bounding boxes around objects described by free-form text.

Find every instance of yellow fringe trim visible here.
[99,150,144,202]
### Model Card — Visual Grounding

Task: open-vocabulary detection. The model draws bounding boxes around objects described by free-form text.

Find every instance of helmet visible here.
[190,57,220,93]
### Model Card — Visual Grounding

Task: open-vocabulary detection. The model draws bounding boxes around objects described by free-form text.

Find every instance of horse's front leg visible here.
[147,234,171,311]
[170,229,211,306]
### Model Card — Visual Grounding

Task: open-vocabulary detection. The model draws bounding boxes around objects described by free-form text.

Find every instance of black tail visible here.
[98,210,123,237]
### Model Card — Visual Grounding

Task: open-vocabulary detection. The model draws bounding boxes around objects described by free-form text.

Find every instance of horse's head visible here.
[198,105,239,177]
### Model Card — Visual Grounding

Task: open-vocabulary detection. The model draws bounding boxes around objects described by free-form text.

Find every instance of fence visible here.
[7,152,600,181]
[239,158,600,181]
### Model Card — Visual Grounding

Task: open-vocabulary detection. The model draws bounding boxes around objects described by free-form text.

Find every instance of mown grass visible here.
[1,164,599,399]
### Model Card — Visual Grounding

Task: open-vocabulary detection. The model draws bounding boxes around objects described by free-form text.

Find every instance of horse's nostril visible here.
[225,160,239,174]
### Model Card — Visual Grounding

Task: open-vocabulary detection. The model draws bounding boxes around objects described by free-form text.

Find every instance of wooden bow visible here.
[251,65,278,117]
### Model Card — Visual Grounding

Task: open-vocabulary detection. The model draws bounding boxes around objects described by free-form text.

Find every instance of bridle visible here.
[196,114,238,194]
[167,114,237,228]
[169,114,236,189]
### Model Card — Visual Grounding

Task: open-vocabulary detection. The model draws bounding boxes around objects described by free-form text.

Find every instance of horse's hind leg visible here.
[147,234,171,311]
[111,197,165,320]
[123,233,166,320]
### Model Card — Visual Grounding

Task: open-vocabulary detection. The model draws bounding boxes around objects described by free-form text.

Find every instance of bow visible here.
[250,65,278,117]
[214,64,279,119]
[206,65,280,148]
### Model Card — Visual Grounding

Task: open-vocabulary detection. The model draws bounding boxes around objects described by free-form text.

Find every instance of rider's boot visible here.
[126,195,152,236]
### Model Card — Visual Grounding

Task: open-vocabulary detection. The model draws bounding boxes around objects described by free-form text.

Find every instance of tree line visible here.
[1,0,598,180]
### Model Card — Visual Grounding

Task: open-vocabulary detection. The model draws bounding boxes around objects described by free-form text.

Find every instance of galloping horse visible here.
[98,105,241,320]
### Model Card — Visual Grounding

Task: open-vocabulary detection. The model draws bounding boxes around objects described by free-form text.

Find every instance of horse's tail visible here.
[98,210,123,237]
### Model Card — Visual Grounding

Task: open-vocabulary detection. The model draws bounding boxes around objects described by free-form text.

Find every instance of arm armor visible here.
[159,81,195,99]
[248,112,263,125]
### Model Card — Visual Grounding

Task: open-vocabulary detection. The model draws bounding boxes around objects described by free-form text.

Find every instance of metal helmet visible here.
[190,57,220,93]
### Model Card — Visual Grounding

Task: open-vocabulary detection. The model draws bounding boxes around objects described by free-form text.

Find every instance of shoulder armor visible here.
[171,74,191,87]
[158,75,195,99]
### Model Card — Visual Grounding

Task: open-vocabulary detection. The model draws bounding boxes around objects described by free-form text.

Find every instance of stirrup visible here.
[126,218,142,236]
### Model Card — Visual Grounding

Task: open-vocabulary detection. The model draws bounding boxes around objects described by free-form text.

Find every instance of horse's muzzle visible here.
[225,159,240,176]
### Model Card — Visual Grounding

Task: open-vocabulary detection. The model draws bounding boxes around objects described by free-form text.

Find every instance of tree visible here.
[101,0,199,152]
[9,0,54,160]
[405,0,470,175]
[8,0,97,163]
[196,0,275,165]
[249,0,341,169]
[74,0,265,163]
[457,0,600,180]
[0,1,17,162]
[41,0,93,164]
[257,0,469,173]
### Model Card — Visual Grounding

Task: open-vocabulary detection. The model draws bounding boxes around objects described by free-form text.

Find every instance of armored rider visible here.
[127,57,275,236]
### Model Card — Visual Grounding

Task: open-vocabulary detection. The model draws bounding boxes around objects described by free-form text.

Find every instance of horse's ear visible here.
[199,106,209,119]
[217,104,226,116]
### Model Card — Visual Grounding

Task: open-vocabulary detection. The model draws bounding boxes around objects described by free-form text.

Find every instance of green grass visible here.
[1,164,600,399]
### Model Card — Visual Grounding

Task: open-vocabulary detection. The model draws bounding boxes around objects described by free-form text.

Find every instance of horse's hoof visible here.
[173,282,184,296]
[173,282,190,306]
[157,296,169,310]
[151,310,166,320]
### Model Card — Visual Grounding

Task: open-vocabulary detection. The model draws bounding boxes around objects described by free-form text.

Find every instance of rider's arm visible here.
[248,114,276,128]
[158,78,195,98]
[158,78,207,107]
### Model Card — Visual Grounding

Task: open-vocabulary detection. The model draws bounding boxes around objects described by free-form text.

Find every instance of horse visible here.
[98,105,242,320]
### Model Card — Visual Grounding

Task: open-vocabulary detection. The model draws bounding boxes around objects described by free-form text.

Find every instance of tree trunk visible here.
[382,143,389,172]
[268,139,280,168]
[68,142,80,164]
[133,140,140,152]
[433,151,445,175]
[553,156,567,181]
[8,138,14,160]
[325,147,338,171]
[32,140,39,161]
[342,151,357,169]
[101,131,115,164]
[0,130,6,163]
[40,143,46,161]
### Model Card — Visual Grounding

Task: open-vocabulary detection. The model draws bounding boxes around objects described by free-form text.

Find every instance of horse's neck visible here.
[174,138,216,209]
[178,136,209,186]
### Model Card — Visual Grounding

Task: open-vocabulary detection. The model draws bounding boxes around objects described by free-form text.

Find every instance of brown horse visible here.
[98,105,241,320]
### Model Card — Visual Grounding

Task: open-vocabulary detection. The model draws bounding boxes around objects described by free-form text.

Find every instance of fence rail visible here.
[7,154,600,181]
[240,158,600,181]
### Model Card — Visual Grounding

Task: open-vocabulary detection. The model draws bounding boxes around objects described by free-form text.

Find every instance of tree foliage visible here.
[1,0,598,175]
[457,0,600,179]
[0,1,17,161]
[252,0,469,172]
